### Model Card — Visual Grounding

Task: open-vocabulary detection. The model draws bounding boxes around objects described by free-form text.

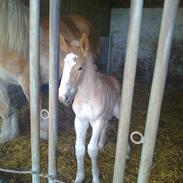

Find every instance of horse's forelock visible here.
[64,52,78,65]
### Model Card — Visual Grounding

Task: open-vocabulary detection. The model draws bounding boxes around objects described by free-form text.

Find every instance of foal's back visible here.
[97,73,121,97]
[95,73,121,119]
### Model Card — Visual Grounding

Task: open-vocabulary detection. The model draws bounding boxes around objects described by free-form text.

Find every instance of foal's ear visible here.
[80,33,89,56]
[60,35,69,53]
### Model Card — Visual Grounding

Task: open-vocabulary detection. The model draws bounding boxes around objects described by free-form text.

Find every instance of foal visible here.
[59,34,130,183]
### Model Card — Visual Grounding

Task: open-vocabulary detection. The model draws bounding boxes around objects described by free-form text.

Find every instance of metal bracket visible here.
[130,131,144,144]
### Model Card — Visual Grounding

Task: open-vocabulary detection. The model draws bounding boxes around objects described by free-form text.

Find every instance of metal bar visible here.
[107,34,112,74]
[29,0,40,183]
[137,1,180,182]
[112,0,144,182]
[48,0,60,183]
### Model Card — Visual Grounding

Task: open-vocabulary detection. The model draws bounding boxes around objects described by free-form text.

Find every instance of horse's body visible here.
[59,34,130,183]
[0,0,100,143]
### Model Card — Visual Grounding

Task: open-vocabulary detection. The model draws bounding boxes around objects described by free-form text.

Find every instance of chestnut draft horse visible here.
[59,34,130,183]
[0,0,100,143]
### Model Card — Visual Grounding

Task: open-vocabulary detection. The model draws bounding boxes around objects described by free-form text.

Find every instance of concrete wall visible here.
[108,8,183,88]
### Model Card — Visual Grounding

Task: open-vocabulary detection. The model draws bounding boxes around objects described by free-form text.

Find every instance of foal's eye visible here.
[78,66,83,71]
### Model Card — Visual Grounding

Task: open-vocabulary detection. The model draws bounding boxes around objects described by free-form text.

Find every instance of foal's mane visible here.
[0,0,29,56]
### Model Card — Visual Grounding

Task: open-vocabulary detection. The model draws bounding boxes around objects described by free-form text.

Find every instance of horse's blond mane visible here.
[0,0,29,56]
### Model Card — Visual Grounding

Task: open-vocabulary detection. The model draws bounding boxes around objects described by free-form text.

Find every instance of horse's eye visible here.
[78,66,83,71]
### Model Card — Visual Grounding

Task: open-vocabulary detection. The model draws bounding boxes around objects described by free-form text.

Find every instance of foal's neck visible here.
[77,56,97,100]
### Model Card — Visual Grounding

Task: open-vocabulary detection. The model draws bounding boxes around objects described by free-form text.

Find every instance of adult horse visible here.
[0,0,100,143]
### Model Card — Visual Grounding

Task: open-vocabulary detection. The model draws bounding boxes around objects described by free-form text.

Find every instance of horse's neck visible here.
[77,56,97,100]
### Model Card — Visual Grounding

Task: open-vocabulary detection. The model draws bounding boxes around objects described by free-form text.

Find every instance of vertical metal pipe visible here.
[137,1,180,182]
[107,34,112,74]
[112,0,144,182]
[29,0,40,183]
[48,0,60,183]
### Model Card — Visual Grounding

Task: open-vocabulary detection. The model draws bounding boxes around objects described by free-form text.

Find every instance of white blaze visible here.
[59,53,77,98]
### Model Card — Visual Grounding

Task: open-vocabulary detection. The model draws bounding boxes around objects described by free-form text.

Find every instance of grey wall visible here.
[108,8,183,88]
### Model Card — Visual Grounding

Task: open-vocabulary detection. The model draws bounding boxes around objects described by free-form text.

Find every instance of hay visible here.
[0,83,183,183]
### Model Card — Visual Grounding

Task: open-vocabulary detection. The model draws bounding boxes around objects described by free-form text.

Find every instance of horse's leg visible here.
[74,117,89,183]
[19,67,30,102]
[113,101,131,159]
[39,105,49,140]
[20,72,48,139]
[0,87,19,143]
[88,119,105,183]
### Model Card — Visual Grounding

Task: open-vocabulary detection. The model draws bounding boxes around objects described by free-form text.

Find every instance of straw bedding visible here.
[0,83,182,183]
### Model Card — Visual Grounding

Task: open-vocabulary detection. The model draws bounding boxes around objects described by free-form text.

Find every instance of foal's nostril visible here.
[65,95,69,101]
[59,95,69,103]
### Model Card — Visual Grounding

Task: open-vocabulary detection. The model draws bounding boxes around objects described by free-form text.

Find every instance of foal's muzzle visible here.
[59,92,74,106]
[59,94,69,103]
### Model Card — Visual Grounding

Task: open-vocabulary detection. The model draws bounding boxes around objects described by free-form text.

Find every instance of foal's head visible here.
[59,33,89,105]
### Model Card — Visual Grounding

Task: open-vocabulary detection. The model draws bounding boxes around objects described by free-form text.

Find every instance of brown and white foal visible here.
[59,34,130,183]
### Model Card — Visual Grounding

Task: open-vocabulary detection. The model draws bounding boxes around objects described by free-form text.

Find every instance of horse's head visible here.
[59,33,89,105]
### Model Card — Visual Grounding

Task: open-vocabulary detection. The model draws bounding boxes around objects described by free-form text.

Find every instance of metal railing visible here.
[29,0,180,183]
[29,0,41,182]
[29,0,60,183]
[48,0,60,183]
[113,0,180,183]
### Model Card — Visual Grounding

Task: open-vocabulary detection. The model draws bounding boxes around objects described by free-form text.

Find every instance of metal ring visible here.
[130,131,144,144]
[40,109,49,120]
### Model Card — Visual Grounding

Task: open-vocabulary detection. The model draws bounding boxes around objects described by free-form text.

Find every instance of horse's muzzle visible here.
[59,94,72,106]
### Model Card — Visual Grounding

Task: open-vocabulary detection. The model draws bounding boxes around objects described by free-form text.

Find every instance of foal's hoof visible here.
[74,173,85,183]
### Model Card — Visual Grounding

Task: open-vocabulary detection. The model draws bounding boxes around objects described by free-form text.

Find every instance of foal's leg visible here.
[88,119,105,183]
[74,117,89,183]
[0,87,19,143]
[98,123,108,151]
